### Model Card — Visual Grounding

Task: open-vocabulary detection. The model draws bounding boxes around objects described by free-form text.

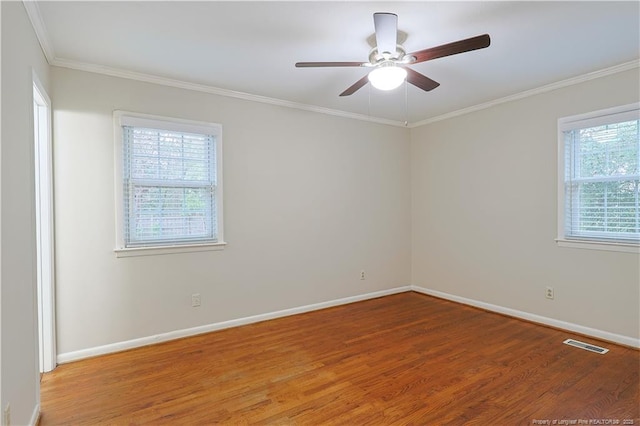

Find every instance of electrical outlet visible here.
[191,293,201,307]
[360,270,365,280]
[4,403,10,426]
[545,286,554,300]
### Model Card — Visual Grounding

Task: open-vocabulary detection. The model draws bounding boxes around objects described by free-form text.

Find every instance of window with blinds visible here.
[115,112,223,252]
[559,104,639,245]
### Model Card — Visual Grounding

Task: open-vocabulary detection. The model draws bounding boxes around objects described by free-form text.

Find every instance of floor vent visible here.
[563,339,608,354]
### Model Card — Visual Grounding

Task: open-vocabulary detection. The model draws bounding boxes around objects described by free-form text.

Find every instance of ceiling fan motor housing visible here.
[368,45,409,65]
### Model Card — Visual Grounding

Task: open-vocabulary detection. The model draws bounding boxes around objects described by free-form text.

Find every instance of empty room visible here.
[1,1,639,425]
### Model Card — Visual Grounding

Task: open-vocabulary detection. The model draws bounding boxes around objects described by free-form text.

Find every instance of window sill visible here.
[555,238,639,254]
[114,241,227,258]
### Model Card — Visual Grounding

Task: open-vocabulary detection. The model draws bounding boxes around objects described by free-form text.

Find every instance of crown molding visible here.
[22,0,55,63]
[409,60,640,128]
[43,56,640,132]
[50,58,407,128]
[23,0,639,129]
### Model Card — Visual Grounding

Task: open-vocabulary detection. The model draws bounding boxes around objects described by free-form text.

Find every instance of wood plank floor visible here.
[40,292,639,425]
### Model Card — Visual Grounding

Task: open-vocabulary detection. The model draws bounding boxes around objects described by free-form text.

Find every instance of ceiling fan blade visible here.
[408,34,490,64]
[295,61,366,68]
[374,12,398,55]
[339,75,370,97]
[405,68,440,92]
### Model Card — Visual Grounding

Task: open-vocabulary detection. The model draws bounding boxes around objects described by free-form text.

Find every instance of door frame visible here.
[33,70,56,373]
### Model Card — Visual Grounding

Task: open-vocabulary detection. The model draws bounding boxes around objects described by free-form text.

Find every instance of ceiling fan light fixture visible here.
[368,65,407,91]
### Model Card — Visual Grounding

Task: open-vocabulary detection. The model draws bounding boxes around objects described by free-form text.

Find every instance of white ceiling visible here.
[31,1,640,125]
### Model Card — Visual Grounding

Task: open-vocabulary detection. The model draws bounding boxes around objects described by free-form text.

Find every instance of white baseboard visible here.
[57,284,638,364]
[411,285,640,348]
[30,404,40,426]
[57,286,411,364]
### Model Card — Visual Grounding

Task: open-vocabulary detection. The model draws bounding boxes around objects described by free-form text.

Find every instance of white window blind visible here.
[560,105,639,244]
[117,113,222,250]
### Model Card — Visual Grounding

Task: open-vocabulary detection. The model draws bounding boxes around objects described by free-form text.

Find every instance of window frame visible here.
[556,102,640,253]
[114,111,225,257]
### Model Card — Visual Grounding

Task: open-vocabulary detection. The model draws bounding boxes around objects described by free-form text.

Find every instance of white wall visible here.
[52,67,411,355]
[1,2,51,424]
[411,68,640,341]
[50,49,639,360]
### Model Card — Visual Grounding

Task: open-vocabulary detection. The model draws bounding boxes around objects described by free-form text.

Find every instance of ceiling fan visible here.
[295,13,490,97]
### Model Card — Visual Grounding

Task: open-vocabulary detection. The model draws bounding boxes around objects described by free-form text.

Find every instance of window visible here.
[114,112,224,256]
[557,103,639,252]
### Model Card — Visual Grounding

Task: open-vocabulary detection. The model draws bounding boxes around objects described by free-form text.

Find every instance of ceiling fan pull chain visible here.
[404,79,409,127]
[368,83,371,118]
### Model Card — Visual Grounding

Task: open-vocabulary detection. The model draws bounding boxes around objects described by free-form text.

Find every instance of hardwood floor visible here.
[40,292,639,425]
